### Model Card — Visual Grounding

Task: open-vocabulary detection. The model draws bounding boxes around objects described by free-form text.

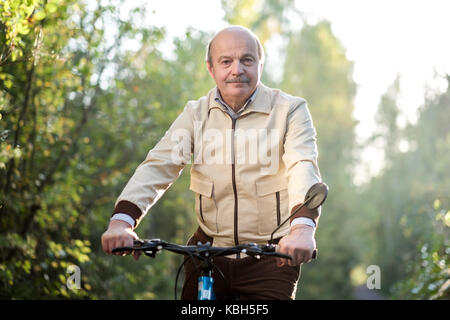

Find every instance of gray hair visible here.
[205,25,265,65]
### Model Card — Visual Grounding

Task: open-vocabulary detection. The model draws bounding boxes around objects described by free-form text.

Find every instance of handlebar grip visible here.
[268,244,317,260]
[111,246,134,254]
[275,252,292,260]
[111,239,145,254]
[273,249,317,260]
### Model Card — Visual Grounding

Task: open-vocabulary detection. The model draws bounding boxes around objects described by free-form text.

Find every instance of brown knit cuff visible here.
[289,203,320,227]
[112,200,143,227]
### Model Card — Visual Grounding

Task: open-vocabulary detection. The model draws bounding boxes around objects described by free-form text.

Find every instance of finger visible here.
[119,238,130,256]
[299,255,306,265]
[290,251,305,266]
[125,240,135,256]
[278,258,287,267]
[287,248,297,266]
[102,234,113,255]
[114,238,124,255]
[125,235,137,256]
[123,235,135,247]
[133,250,141,261]
[288,255,297,266]
[119,238,128,255]
[105,237,113,255]
[306,252,313,263]
[275,245,285,267]
[309,249,316,262]
[299,251,311,265]
[301,251,310,265]
[101,235,108,254]
[279,253,290,267]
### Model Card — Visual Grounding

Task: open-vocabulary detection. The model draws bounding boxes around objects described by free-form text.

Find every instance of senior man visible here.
[102,25,322,300]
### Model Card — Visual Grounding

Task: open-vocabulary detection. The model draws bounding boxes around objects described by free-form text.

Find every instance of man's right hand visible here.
[101,220,141,260]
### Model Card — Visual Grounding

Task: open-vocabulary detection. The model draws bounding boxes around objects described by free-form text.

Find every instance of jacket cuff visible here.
[112,200,143,227]
[289,203,320,227]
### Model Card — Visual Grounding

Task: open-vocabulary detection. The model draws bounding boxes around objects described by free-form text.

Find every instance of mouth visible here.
[227,82,248,86]
[226,81,249,88]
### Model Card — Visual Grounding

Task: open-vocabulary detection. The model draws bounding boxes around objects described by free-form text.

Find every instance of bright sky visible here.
[125,0,450,183]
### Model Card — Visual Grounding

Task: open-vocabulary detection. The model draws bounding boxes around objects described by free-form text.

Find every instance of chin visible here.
[227,84,251,93]
[229,89,250,99]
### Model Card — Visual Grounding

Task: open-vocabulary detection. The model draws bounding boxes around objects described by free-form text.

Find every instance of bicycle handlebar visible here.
[112,238,316,300]
[112,239,297,260]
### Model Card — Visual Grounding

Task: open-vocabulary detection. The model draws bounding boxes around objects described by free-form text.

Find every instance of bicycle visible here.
[112,182,328,300]
[113,238,301,300]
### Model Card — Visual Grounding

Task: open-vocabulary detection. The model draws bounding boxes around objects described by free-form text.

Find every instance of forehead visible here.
[210,29,258,59]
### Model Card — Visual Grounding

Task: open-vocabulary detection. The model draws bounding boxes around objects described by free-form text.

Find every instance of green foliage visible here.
[280,20,358,299]
[0,0,44,65]
[0,0,215,299]
[391,203,449,299]
[221,0,295,43]
[0,0,174,299]
[354,75,450,298]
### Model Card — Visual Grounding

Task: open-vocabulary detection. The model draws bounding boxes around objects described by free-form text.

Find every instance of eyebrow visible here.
[217,53,257,62]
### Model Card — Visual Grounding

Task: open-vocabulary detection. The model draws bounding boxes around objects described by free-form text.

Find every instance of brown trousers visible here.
[181,227,300,300]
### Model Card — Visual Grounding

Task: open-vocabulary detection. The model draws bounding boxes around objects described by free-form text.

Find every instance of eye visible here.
[221,59,232,65]
[242,57,255,65]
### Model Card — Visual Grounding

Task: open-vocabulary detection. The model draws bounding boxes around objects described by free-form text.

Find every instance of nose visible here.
[231,60,244,75]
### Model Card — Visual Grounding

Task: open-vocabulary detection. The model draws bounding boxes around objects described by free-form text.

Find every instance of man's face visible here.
[207,29,263,105]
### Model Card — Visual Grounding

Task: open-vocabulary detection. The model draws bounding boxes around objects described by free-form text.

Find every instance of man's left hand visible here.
[276,224,316,267]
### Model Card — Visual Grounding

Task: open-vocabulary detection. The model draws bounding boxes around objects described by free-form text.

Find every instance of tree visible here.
[280,21,358,299]
[0,0,169,298]
[356,74,450,297]
[221,0,295,44]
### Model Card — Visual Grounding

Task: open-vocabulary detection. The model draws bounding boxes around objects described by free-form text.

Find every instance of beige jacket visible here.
[113,83,321,247]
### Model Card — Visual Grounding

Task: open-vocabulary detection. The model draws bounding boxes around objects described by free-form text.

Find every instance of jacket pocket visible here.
[189,171,218,233]
[255,176,289,235]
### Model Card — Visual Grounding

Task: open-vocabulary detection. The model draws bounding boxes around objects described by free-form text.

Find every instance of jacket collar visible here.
[208,82,272,115]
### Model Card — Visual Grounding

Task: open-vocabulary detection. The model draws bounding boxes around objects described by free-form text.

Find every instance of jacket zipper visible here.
[231,117,239,246]
[276,191,281,226]
[199,194,205,222]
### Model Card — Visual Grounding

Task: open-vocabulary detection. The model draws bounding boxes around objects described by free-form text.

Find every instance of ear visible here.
[207,61,216,79]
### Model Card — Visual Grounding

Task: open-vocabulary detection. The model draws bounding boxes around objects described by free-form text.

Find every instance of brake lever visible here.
[136,239,167,257]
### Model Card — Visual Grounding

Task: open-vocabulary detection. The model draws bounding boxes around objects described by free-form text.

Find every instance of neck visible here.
[224,97,247,111]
